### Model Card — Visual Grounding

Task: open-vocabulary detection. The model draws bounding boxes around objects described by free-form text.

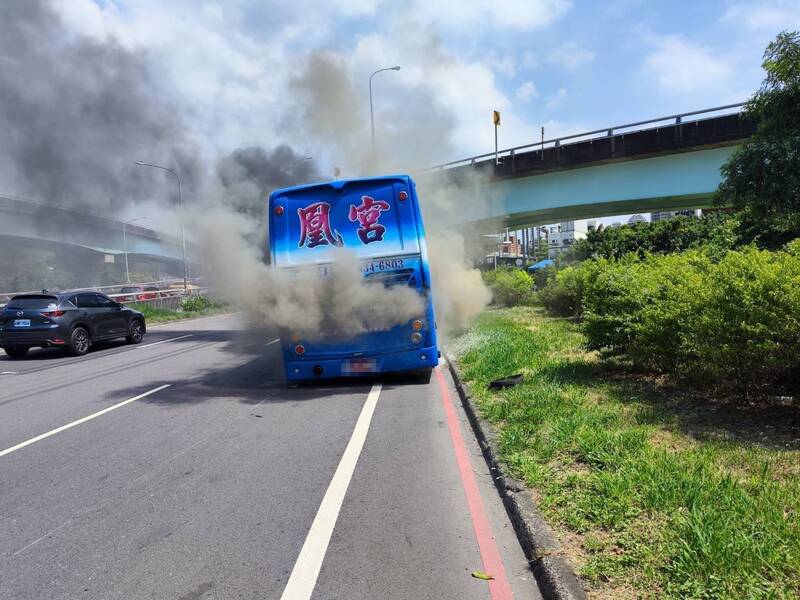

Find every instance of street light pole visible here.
[369,66,401,163]
[291,156,313,169]
[134,161,188,294]
[121,216,146,284]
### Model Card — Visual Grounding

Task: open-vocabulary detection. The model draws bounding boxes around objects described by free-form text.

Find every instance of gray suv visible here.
[0,292,146,358]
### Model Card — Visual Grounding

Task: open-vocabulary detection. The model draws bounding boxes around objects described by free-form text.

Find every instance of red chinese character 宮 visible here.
[297,202,343,249]
[348,195,390,244]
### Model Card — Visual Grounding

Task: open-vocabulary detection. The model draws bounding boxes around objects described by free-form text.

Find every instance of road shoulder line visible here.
[435,367,514,600]
[444,354,588,600]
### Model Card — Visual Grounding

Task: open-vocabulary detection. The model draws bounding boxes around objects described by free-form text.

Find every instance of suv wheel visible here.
[3,346,29,358]
[69,326,91,356]
[126,320,145,344]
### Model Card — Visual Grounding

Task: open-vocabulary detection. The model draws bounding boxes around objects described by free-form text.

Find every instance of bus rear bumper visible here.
[283,345,439,381]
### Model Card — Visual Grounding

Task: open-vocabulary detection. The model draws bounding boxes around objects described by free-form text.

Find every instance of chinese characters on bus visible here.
[297,195,392,248]
[348,195,390,244]
[297,202,344,249]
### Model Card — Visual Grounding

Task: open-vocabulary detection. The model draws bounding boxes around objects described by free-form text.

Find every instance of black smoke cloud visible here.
[0,1,314,216]
[217,145,322,218]
[0,0,203,212]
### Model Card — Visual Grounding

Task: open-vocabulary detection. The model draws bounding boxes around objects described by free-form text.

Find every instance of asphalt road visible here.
[0,314,541,599]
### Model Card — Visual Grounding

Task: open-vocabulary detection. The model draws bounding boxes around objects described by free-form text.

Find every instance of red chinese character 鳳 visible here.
[348,195,391,244]
[297,202,343,249]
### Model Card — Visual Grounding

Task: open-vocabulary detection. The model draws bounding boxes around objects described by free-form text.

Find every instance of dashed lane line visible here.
[0,384,171,459]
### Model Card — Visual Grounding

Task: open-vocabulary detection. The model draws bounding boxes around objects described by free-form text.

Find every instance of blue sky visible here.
[70,0,799,170]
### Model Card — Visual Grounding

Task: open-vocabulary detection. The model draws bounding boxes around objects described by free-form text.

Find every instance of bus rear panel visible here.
[268,175,439,381]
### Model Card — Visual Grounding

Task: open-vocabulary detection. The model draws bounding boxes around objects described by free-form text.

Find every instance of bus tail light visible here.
[274,205,285,216]
[295,344,306,355]
[411,332,422,344]
[398,190,408,201]
[412,319,423,331]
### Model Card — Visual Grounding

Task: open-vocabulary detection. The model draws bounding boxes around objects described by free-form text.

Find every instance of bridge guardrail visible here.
[418,102,747,173]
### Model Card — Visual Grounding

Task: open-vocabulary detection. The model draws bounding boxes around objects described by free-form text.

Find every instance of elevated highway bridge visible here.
[420,103,754,228]
[0,104,755,273]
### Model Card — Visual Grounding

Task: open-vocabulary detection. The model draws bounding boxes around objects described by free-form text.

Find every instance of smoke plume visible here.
[192,209,425,337]
[1,1,492,337]
[0,0,200,211]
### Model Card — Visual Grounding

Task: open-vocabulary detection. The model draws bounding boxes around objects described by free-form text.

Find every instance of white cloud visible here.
[406,0,572,32]
[723,1,800,30]
[489,55,517,78]
[516,81,539,101]
[643,36,731,94]
[548,42,594,69]
[546,88,567,109]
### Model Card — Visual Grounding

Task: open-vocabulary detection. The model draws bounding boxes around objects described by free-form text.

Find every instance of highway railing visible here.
[0,281,210,309]
[418,102,747,173]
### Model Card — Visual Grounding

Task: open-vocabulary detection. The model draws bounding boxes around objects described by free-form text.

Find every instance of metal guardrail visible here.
[418,102,747,173]
[0,278,199,300]
[0,281,209,309]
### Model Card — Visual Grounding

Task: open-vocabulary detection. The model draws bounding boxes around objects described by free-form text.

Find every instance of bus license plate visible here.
[343,359,377,374]
[362,258,404,274]
[13,319,31,327]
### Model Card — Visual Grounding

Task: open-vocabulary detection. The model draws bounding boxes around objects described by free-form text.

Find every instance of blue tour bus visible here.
[268,175,439,381]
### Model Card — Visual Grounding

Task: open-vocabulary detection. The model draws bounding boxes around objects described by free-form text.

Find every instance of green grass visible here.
[137,304,231,324]
[453,306,800,599]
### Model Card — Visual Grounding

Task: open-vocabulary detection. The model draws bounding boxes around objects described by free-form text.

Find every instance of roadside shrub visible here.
[588,252,711,371]
[482,268,534,307]
[180,295,213,312]
[539,260,603,317]
[683,245,800,386]
[573,245,800,390]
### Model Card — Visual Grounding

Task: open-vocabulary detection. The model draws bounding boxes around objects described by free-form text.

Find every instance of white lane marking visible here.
[1,371,17,375]
[265,338,280,347]
[280,383,382,600]
[12,520,72,557]
[148,312,238,329]
[138,334,193,348]
[0,384,171,459]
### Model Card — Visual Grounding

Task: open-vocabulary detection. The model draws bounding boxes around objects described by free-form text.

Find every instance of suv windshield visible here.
[6,295,60,310]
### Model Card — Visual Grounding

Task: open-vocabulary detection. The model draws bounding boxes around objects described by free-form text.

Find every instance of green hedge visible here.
[180,295,214,312]
[482,267,534,307]
[539,243,800,390]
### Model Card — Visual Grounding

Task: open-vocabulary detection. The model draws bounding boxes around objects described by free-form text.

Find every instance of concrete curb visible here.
[445,353,588,600]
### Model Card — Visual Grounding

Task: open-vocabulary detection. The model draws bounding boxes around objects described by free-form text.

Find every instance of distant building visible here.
[546,220,589,259]
[628,214,647,225]
[650,209,702,222]
[480,232,527,268]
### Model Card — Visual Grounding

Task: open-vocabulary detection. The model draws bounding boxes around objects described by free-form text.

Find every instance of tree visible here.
[716,31,800,248]
[567,213,738,261]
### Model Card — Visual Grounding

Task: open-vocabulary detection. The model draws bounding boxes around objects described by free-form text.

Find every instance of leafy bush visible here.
[569,246,800,390]
[582,252,710,371]
[682,245,800,385]
[538,260,603,317]
[180,295,213,312]
[482,267,534,307]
